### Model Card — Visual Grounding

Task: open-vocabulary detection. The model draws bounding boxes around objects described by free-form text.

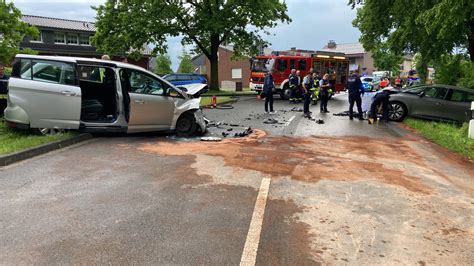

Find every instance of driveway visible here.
[1,93,473,264]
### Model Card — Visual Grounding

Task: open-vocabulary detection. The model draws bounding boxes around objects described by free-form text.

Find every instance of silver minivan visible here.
[5,55,208,136]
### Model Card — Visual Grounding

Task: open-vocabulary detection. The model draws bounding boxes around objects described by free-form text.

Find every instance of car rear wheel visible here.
[176,112,197,137]
[389,102,407,122]
[280,84,290,100]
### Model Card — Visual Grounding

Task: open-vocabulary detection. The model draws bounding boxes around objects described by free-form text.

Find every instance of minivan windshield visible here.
[251,58,275,72]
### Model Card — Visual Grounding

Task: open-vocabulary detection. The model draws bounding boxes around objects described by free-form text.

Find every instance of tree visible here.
[177,49,194,74]
[0,1,39,64]
[93,0,291,90]
[371,42,403,76]
[154,54,173,75]
[348,0,474,81]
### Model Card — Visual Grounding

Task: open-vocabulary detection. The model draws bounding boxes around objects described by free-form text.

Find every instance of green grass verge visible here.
[0,122,74,155]
[200,96,234,107]
[404,118,474,160]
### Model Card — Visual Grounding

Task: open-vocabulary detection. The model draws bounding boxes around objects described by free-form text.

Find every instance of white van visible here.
[5,55,208,136]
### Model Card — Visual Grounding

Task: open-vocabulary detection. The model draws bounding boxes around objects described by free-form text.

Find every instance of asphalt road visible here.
[1,93,473,264]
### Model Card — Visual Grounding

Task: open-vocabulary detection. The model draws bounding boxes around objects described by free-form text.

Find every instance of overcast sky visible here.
[11,0,361,71]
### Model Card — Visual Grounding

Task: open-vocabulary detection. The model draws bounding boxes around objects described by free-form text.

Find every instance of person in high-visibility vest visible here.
[0,63,10,117]
[310,72,320,105]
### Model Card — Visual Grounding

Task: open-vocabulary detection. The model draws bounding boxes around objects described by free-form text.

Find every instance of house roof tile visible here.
[22,15,96,32]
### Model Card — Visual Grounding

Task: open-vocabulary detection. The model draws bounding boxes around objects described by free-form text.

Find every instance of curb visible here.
[0,133,93,167]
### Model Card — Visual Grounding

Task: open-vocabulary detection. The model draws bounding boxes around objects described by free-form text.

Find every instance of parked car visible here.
[4,54,208,136]
[163,73,207,86]
[361,76,380,91]
[388,85,474,123]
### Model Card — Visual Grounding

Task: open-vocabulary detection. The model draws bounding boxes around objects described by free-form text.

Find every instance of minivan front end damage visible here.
[194,109,207,135]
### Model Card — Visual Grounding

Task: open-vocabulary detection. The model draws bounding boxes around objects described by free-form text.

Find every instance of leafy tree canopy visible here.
[177,49,195,73]
[348,0,474,80]
[93,0,291,89]
[371,42,403,76]
[154,53,173,75]
[0,1,39,64]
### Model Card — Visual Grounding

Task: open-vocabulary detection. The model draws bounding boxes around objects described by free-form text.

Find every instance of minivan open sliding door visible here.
[18,59,82,130]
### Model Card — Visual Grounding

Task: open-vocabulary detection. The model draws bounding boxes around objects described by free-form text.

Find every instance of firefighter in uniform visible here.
[311,72,320,105]
[288,69,298,103]
[347,69,364,120]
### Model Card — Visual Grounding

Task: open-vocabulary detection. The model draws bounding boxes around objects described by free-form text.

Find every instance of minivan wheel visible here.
[388,102,407,122]
[176,112,197,137]
[280,85,290,100]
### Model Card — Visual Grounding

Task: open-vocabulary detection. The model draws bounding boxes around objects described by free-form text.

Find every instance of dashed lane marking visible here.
[284,115,296,127]
[240,177,271,266]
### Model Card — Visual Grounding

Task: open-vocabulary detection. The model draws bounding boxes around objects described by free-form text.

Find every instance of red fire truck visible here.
[250,51,349,100]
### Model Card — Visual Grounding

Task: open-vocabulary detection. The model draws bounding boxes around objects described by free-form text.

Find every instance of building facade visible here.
[321,41,414,77]
[192,46,250,90]
[20,15,151,69]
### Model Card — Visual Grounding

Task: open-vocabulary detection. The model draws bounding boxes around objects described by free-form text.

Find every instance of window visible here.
[67,34,79,45]
[450,90,466,102]
[277,59,287,71]
[231,68,242,79]
[30,31,42,43]
[298,59,306,70]
[16,59,76,85]
[54,33,65,44]
[80,35,91,45]
[450,90,474,103]
[128,69,166,95]
[424,87,448,99]
[290,59,296,70]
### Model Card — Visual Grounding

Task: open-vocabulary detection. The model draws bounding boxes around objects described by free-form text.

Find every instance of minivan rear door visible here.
[12,59,81,129]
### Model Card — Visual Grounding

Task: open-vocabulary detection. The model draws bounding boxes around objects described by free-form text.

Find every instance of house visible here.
[20,15,152,69]
[321,40,414,76]
[321,41,375,75]
[192,45,250,90]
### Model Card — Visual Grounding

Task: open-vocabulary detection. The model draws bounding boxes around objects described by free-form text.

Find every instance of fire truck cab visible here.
[250,51,349,100]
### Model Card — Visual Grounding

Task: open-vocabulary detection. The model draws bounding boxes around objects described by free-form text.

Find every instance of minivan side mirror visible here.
[418,91,425,97]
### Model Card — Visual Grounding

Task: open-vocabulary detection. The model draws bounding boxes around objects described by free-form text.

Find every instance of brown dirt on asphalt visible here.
[137,129,445,194]
[256,199,321,265]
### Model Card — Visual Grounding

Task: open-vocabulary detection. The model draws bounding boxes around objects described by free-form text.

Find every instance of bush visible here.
[5,67,12,75]
[458,61,474,90]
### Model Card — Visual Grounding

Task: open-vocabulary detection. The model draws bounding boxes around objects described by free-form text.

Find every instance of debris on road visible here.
[200,136,223,142]
[333,111,361,117]
[234,127,253,137]
[291,107,304,112]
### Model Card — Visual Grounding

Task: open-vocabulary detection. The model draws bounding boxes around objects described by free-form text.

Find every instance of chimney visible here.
[328,40,336,49]
[290,47,296,51]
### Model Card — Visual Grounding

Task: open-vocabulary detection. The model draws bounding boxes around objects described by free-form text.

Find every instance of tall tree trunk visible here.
[209,35,220,90]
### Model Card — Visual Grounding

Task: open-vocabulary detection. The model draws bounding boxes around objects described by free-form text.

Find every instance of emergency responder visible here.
[0,63,10,117]
[319,74,330,113]
[288,69,298,103]
[347,69,364,120]
[302,71,313,117]
[311,72,320,105]
[370,89,391,123]
[296,70,303,102]
[263,70,275,114]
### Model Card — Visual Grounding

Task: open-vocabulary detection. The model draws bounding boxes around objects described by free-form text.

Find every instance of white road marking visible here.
[240,177,271,266]
[284,115,296,127]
